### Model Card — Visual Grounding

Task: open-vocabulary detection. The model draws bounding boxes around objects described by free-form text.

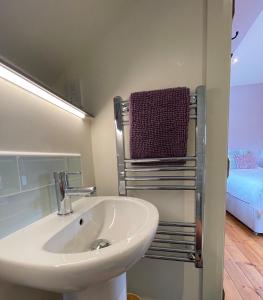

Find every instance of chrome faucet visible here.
[53,171,96,215]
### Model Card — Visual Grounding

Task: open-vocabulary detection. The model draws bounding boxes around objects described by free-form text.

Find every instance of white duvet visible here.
[227,168,263,209]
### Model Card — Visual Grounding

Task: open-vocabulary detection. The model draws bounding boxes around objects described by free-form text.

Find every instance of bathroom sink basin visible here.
[0,196,158,294]
[44,199,150,255]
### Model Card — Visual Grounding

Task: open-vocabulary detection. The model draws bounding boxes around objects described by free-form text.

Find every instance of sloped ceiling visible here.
[2,0,263,89]
[232,0,263,52]
[231,9,263,86]
[0,0,136,85]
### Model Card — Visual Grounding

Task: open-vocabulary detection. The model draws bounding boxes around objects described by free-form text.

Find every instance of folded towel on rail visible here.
[129,87,190,161]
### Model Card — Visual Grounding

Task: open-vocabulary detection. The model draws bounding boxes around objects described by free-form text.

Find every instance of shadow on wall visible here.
[0,281,61,300]
[128,259,200,300]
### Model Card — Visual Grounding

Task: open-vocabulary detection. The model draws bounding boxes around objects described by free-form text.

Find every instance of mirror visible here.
[0,1,126,115]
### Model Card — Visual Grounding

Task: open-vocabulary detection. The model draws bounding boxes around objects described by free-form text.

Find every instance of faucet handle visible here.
[53,171,82,189]
[64,171,81,180]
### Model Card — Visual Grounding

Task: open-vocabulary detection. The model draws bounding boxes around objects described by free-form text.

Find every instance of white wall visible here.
[80,0,231,299]
[0,78,94,187]
[228,83,263,152]
[87,0,205,195]
[231,9,263,86]
[202,1,232,299]
[0,77,95,299]
[78,1,205,299]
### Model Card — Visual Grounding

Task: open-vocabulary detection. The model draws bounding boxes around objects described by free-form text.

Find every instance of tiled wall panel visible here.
[0,154,81,238]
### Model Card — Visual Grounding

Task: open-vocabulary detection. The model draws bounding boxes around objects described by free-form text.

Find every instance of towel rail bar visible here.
[122,115,197,124]
[121,107,197,112]
[153,238,195,246]
[159,221,196,227]
[126,185,196,191]
[124,156,196,163]
[144,254,195,263]
[125,166,197,172]
[125,176,196,181]
[149,246,194,254]
[156,230,195,237]
[121,96,197,106]
[114,86,206,268]
[121,113,197,119]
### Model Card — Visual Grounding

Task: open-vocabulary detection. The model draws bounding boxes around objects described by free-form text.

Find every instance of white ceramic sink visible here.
[0,196,159,300]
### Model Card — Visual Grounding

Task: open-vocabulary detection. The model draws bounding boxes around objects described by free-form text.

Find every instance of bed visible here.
[227,168,263,234]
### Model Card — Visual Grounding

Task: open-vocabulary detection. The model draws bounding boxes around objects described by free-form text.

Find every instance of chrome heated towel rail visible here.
[113,86,206,268]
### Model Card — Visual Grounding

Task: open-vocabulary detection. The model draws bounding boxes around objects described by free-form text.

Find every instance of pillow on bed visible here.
[234,150,257,169]
[228,150,239,169]
[229,149,257,169]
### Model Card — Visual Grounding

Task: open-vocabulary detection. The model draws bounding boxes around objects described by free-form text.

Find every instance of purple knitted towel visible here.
[129,87,190,159]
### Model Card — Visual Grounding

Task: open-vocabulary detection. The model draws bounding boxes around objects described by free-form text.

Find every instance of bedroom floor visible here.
[224,213,263,299]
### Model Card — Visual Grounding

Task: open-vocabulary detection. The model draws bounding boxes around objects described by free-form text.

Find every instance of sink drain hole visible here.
[90,239,111,250]
[79,218,84,225]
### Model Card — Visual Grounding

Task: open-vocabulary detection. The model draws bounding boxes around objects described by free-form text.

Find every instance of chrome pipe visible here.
[121,113,197,119]
[121,106,196,112]
[121,96,197,105]
[114,96,127,195]
[125,176,196,181]
[194,85,206,268]
[124,156,196,163]
[159,221,196,227]
[126,185,196,191]
[157,230,195,237]
[122,114,197,126]
[125,166,197,172]
[149,246,194,254]
[153,238,195,246]
[144,254,195,262]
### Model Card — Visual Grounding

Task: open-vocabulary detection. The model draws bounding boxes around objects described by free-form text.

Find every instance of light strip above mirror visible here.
[0,62,87,119]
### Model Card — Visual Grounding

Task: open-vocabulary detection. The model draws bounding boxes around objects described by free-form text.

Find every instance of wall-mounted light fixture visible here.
[231,57,239,65]
[0,62,87,119]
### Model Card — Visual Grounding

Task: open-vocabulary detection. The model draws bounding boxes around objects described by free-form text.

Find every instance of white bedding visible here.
[227,168,263,209]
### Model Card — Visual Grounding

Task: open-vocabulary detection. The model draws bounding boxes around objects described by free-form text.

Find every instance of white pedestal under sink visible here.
[0,197,159,298]
[64,274,127,300]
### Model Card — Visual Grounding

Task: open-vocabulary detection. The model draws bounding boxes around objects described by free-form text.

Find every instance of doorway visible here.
[224,1,263,299]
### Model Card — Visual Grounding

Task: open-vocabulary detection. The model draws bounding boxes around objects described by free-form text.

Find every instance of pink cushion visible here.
[234,151,257,169]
